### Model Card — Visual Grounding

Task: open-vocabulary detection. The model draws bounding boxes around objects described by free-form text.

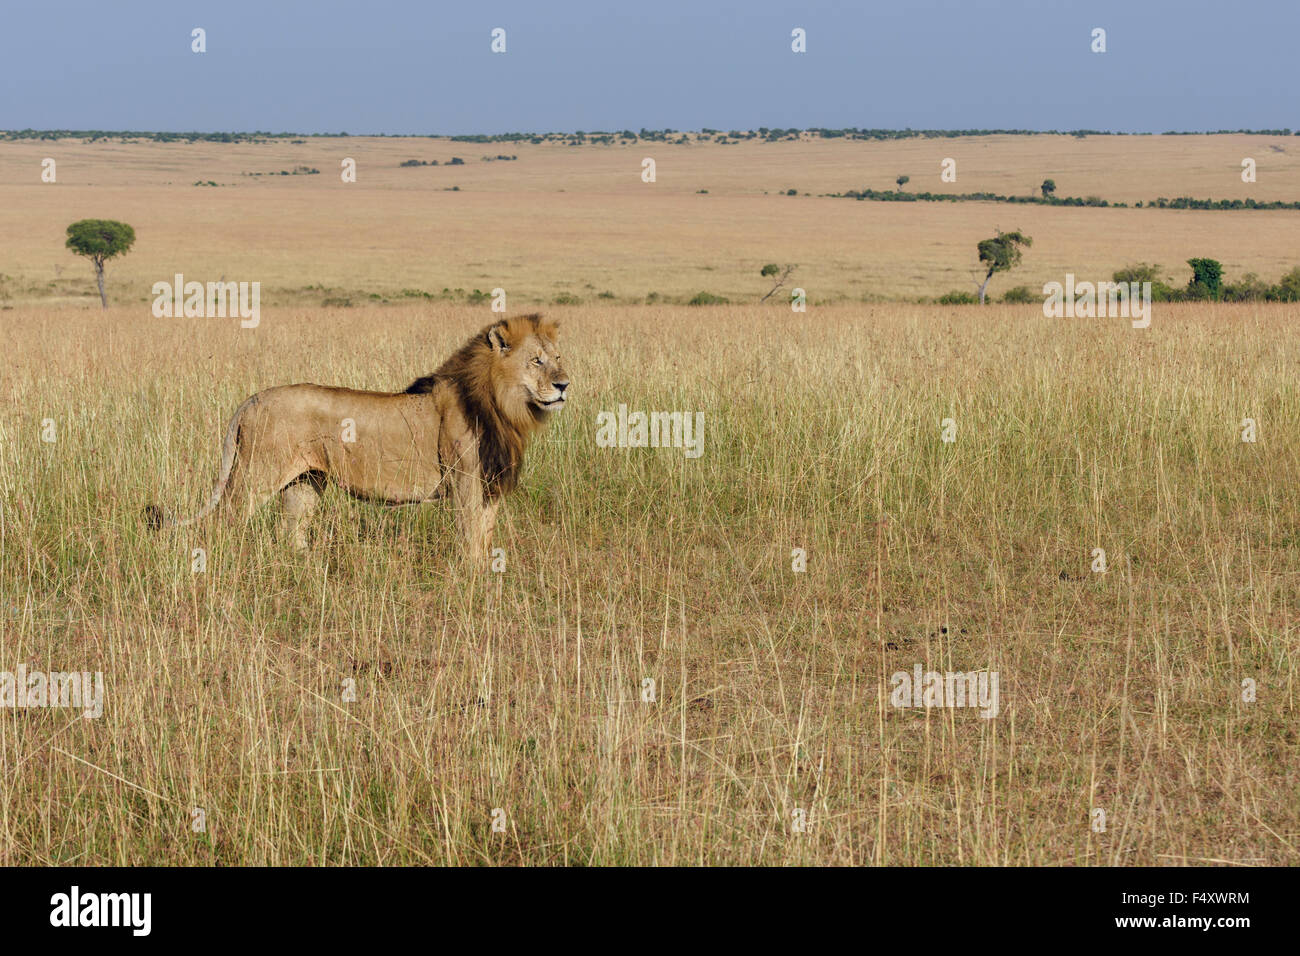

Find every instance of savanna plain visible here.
[0,134,1297,864]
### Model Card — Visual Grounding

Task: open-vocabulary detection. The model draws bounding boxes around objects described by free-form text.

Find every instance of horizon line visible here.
[3,127,1298,139]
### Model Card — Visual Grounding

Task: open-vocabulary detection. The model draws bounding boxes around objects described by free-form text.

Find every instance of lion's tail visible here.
[145,395,258,530]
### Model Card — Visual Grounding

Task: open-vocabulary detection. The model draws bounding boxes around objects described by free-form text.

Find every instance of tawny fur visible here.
[145,313,568,562]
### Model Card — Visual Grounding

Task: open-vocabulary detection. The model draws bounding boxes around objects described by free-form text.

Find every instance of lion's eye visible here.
[532,356,544,366]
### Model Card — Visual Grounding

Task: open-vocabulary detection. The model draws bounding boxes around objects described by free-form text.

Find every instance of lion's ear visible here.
[486,323,511,354]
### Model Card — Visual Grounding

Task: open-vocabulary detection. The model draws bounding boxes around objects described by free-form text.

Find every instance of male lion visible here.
[145,313,568,561]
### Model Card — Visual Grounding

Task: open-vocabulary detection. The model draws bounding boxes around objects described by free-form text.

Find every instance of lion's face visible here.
[488,319,569,415]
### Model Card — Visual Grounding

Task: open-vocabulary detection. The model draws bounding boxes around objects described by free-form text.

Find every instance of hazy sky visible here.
[2,0,1295,134]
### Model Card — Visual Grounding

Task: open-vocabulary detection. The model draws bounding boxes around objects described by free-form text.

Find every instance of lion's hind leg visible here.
[278,471,327,552]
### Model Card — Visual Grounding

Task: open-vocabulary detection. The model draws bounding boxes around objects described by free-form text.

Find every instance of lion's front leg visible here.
[478,497,500,563]
[450,458,489,566]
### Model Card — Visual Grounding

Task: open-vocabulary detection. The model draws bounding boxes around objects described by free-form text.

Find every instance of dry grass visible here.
[3,134,1300,305]
[1,301,1297,865]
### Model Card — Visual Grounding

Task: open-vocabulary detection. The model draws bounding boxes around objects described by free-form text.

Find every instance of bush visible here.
[688,291,730,305]
[1000,285,1035,304]
[1223,273,1272,302]
[1112,263,1162,285]
[1187,258,1223,300]
[1112,263,1175,301]
[937,290,978,305]
[552,292,582,305]
[1275,267,1300,301]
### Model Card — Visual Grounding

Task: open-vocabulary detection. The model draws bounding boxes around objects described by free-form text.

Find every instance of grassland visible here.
[1,300,1298,865]
[0,134,1298,865]
[3,133,1300,305]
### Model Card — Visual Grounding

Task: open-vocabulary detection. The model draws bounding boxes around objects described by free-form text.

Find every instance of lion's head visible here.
[485,313,569,418]
[408,313,569,497]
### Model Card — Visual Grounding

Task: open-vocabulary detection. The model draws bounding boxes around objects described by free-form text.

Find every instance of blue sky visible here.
[1,0,1294,134]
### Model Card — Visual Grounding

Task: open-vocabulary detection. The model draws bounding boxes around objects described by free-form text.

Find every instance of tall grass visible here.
[1,302,1296,865]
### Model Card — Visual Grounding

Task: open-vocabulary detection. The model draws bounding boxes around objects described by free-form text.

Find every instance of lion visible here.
[145,313,568,562]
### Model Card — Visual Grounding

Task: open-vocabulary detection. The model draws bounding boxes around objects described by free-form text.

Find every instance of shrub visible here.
[1000,285,1036,304]
[1223,273,1272,302]
[1112,263,1175,301]
[1275,267,1300,301]
[1113,263,1162,285]
[688,291,729,305]
[937,290,978,305]
[552,292,582,305]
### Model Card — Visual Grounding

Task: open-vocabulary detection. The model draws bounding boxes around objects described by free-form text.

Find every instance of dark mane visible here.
[404,374,441,394]
[403,315,551,498]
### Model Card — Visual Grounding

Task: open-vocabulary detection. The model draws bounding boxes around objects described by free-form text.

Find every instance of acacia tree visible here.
[974,229,1032,304]
[895,174,910,191]
[66,219,136,308]
[1040,179,1056,198]
[759,262,797,302]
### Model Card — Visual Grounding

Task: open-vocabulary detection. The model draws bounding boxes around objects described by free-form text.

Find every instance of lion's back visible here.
[238,383,445,499]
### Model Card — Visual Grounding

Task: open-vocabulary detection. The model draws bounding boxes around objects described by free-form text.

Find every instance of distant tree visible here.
[1186,257,1223,300]
[1275,266,1300,302]
[974,229,1032,304]
[759,262,797,302]
[65,219,136,309]
[1040,179,1056,198]
[896,174,910,191]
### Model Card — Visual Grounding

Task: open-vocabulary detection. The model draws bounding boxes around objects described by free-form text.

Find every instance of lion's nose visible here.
[554,380,569,394]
